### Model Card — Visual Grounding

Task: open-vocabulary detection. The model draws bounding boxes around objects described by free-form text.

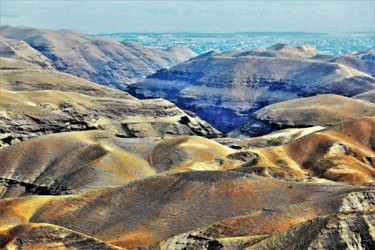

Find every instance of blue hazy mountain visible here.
[94,32,374,55]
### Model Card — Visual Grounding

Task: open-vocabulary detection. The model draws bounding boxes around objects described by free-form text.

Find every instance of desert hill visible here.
[0,171,373,249]
[0,131,233,199]
[0,36,52,68]
[329,55,375,76]
[0,223,123,249]
[149,136,234,173]
[150,211,375,250]
[218,126,326,149]
[129,45,375,132]
[0,131,156,198]
[0,57,132,98]
[349,49,375,61]
[0,25,197,89]
[219,43,327,59]
[2,117,373,200]
[1,117,371,199]
[1,26,375,249]
[231,94,375,137]
[229,117,375,186]
[0,58,220,147]
[353,89,375,103]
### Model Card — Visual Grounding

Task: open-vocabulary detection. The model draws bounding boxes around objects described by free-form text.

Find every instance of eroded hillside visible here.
[0,27,374,250]
[128,44,375,133]
[0,57,220,147]
[0,26,197,89]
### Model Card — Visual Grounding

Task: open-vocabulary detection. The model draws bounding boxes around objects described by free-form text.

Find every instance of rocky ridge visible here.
[128,45,375,132]
[0,36,53,68]
[0,25,197,89]
[0,27,375,249]
[0,57,220,147]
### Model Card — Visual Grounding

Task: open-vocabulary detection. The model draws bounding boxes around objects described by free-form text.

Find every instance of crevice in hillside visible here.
[0,177,71,196]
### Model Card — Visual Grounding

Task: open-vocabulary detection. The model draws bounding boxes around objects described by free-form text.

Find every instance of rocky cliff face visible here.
[0,57,220,147]
[128,45,375,133]
[0,26,197,89]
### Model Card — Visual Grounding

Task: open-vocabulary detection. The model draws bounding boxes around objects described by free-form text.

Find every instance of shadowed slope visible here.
[349,49,375,61]
[148,211,375,250]
[0,36,52,68]
[0,57,132,98]
[0,130,156,198]
[247,212,375,249]
[129,46,374,132]
[0,58,220,146]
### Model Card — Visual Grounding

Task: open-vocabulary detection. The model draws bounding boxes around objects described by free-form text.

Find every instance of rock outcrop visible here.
[129,45,375,132]
[231,94,375,137]
[0,25,197,89]
[0,58,220,147]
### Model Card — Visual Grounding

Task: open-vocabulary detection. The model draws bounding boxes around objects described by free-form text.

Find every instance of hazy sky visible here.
[1,1,374,33]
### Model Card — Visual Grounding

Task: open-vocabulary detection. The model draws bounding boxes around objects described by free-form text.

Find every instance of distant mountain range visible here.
[0,25,197,89]
[94,31,375,55]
